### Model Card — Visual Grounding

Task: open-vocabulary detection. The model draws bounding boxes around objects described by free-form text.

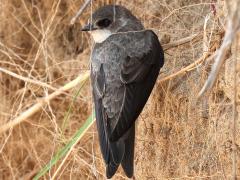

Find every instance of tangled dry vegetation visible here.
[0,0,239,179]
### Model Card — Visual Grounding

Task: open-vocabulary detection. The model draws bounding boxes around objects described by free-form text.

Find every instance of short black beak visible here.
[81,23,97,31]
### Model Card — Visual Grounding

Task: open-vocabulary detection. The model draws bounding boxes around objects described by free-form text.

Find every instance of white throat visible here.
[90,29,112,43]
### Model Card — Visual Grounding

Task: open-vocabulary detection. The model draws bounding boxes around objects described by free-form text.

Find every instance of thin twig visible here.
[198,2,240,97]
[0,67,76,98]
[162,33,201,50]
[160,44,218,83]
[70,0,92,25]
[203,14,210,53]
[0,67,57,91]
[0,72,90,134]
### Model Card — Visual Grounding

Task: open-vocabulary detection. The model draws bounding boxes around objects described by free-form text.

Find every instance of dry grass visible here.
[0,0,239,179]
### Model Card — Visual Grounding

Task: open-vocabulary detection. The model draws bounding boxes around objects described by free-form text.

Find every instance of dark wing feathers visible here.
[91,30,164,178]
[110,31,164,141]
[121,124,135,178]
[92,66,125,178]
[121,32,163,83]
[91,67,125,174]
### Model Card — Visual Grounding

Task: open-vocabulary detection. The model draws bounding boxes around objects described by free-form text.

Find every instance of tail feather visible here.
[106,161,119,179]
[106,140,125,178]
[106,125,135,178]
[109,140,125,164]
[121,124,135,178]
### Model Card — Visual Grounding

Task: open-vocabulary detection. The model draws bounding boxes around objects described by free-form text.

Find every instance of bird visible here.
[81,5,164,179]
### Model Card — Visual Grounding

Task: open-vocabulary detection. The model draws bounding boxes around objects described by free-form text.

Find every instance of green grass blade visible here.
[61,80,87,132]
[33,112,95,180]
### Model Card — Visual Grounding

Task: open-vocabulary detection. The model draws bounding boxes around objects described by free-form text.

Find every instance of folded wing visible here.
[110,30,164,141]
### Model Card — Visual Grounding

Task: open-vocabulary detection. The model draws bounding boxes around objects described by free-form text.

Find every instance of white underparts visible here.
[90,29,112,43]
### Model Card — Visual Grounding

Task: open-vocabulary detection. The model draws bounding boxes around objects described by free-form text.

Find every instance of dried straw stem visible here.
[0,72,90,134]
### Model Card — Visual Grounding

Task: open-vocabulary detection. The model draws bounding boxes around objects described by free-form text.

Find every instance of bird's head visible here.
[81,5,144,43]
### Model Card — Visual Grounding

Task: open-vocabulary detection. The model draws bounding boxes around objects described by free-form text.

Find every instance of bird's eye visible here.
[97,18,112,28]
